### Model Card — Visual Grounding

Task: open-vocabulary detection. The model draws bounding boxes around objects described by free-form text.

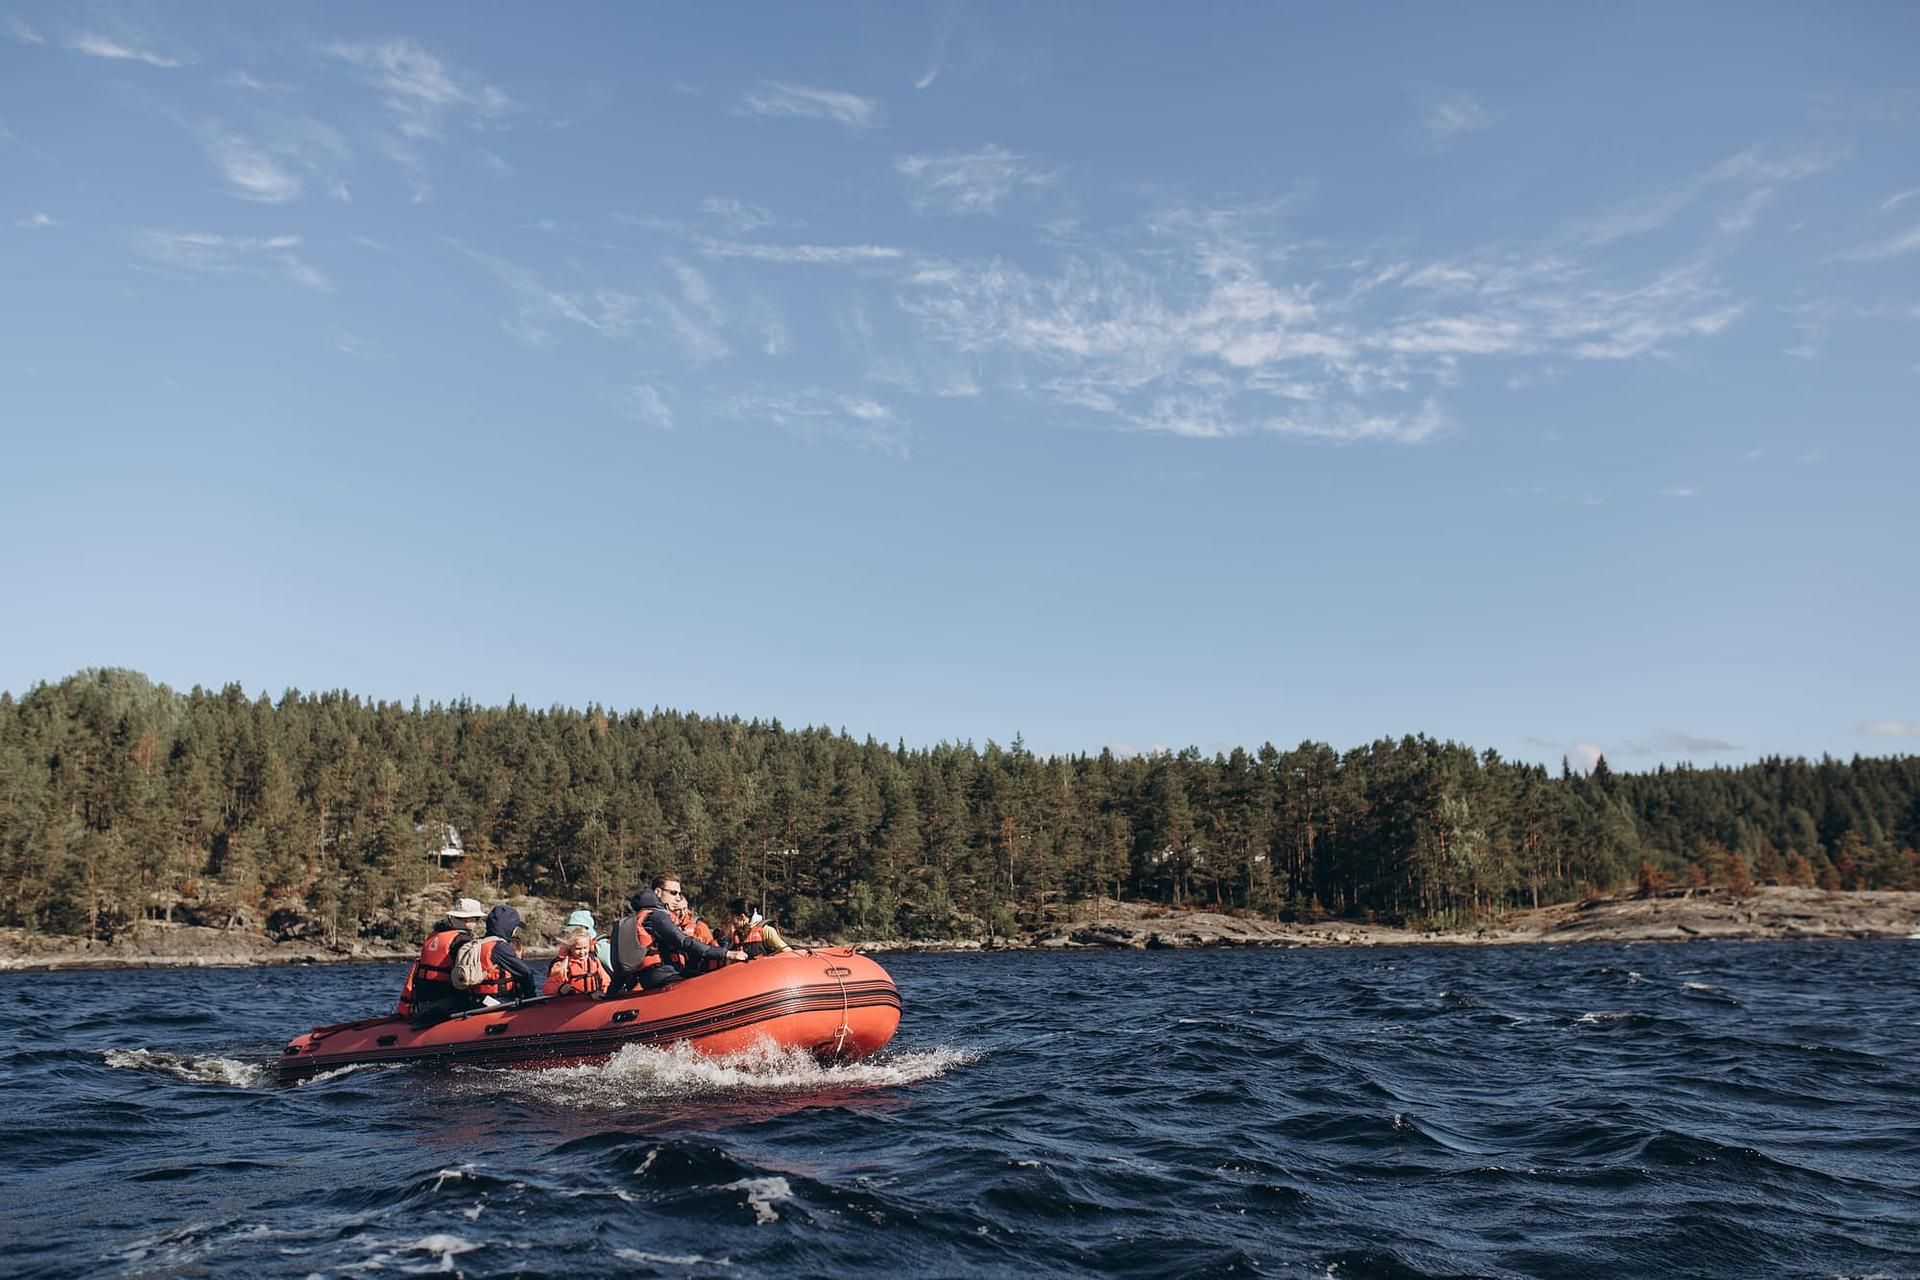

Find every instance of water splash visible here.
[722,1174,793,1224]
[104,1048,271,1088]
[465,1039,978,1110]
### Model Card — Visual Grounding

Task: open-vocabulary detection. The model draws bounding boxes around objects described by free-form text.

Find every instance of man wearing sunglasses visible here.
[609,873,748,993]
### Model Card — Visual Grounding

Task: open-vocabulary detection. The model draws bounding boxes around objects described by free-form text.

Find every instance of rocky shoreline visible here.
[3,886,1916,972]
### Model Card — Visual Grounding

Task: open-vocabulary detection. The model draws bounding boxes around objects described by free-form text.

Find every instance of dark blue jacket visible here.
[483,905,538,998]
[628,889,731,971]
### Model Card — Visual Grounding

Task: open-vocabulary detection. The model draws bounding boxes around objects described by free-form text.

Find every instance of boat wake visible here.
[464,1039,979,1110]
[104,1048,272,1088]
[103,1048,388,1088]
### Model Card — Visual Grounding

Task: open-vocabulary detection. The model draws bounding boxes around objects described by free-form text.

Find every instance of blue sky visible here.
[3,3,1916,769]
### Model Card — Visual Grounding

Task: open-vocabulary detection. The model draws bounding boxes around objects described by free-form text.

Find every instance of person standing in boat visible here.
[396,897,488,1024]
[723,899,792,958]
[609,875,745,992]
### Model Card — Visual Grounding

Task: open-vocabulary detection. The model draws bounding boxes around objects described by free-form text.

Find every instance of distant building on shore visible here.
[417,822,466,870]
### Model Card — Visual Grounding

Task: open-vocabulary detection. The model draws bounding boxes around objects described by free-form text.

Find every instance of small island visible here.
[1,670,1916,972]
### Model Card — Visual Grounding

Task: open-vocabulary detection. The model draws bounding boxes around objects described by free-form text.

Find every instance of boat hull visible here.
[278,948,900,1082]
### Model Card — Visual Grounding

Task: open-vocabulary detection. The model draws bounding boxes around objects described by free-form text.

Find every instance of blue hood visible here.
[485,904,522,939]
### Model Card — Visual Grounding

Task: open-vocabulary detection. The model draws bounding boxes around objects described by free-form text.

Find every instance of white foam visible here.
[430,1166,476,1192]
[1683,981,1718,991]
[405,1234,480,1270]
[723,1175,793,1224]
[294,1061,393,1086]
[465,1039,979,1110]
[349,1233,503,1275]
[1574,1011,1631,1025]
[614,1247,734,1266]
[104,1048,270,1088]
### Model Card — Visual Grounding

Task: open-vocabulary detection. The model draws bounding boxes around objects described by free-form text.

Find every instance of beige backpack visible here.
[451,937,491,990]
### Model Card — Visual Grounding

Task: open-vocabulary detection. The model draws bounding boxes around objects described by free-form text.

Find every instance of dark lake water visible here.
[2,941,1917,1278]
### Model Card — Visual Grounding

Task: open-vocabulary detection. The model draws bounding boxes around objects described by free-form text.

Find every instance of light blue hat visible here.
[564,909,597,931]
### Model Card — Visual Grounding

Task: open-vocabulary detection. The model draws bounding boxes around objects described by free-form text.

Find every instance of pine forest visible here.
[4,670,1917,944]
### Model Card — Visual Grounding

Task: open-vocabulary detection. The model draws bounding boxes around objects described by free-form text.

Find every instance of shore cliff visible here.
[2,886,1916,972]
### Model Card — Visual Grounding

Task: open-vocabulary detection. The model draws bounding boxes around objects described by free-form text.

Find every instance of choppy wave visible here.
[9,943,1920,1278]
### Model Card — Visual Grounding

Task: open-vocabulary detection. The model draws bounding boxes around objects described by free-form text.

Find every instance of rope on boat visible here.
[830,964,852,1060]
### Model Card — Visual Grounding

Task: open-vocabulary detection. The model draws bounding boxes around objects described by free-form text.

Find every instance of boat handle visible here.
[377,1035,398,1046]
[611,1010,637,1024]
[484,1024,507,1036]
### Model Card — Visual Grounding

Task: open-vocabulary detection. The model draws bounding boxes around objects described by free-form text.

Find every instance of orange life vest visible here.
[396,928,466,1015]
[542,951,610,997]
[674,907,716,947]
[726,922,766,949]
[467,937,510,997]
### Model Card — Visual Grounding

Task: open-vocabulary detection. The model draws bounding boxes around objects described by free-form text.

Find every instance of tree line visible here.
[2,669,1916,943]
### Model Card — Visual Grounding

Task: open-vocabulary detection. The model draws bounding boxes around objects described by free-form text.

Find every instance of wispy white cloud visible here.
[915,4,958,90]
[897,200,1738,440]
[200,118,352,204]
[3,16,43,44]
[465,247,731,361]
[1418,91,1494,147]
[203,133,302,203]
[1881,189,1920,213]
[330,330,386,360]
[738,81,882,130]
[658,299,729,363]
[133,229,330,291]
[1620,729,1741,756]
[1717,185,1776,234]
[605,384,674,429]
[325,38,511,141]
[618,210,904,267]
[1660,485,1699,498]
[1834,224,1920,261]
[718,388,909,456]
[16,212,57,230]
[223,70,287,94]
[701,197,773,232]
[595,143,1823,451]
[462,248,642,346]
[896,144,1052,215]
[69,32,180,67]
[752,299,792,356]
[698,237,904,265]
[1861,720,1920,737]
[1568,146,1842,246]
[1266,399,1448,444]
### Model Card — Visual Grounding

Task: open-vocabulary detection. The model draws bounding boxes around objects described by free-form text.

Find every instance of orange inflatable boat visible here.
[278,948,901,1082]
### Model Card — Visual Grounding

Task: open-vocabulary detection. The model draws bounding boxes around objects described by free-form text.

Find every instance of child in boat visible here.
[543,926,611,997]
